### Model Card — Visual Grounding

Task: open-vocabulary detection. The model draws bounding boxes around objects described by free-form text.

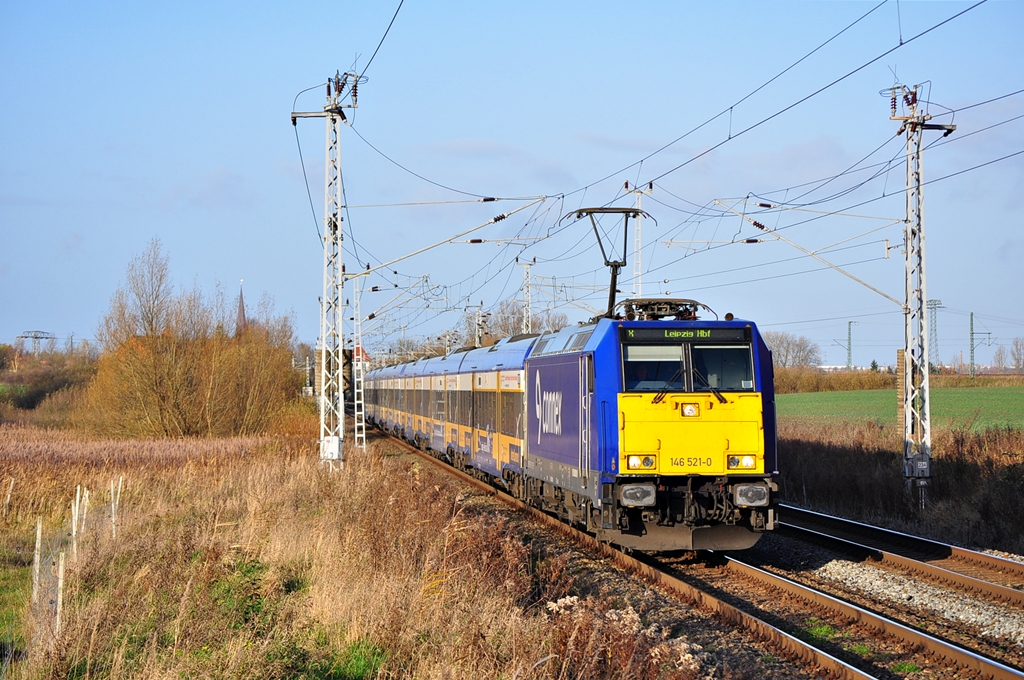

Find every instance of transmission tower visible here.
[292,71,360,467]
[890,84,954,507]
[17,331,55,357]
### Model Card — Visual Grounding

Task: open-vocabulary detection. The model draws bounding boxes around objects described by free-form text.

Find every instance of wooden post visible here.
[72,485,80,560]
[31,517,41,604]
[56,552,65,636]
[82,487,90,535]
[111,476,123,539]
[3,477,12,517]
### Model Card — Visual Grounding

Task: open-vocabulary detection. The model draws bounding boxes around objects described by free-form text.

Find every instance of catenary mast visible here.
[890,84,954,508]
[292,72,359,467]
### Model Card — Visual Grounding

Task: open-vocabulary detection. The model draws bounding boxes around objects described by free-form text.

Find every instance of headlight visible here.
[734,484,770,507]
[679,403,700,417]
[627,455,657,470]
[620,483,657,507]
[727,455,757,470]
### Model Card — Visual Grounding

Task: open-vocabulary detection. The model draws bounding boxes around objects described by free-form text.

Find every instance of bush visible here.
[75,240,302,438]
[774,367,895,394]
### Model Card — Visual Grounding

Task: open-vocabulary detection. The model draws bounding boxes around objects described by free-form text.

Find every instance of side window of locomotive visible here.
[690,345,754,391]
[622,344,684,392]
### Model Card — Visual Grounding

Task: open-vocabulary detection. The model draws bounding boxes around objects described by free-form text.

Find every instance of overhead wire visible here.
[349,125,495,199]
[347,2,920,336]
[565,0,892,200]
[641,0,988,188]
[357,0,404,83]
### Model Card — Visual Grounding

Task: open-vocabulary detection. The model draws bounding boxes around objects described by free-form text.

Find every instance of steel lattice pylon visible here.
[352,275,366,449]
[891,84,955,507]
[319,107,344,464]
[902,108,930,496]
[292,71,360,467]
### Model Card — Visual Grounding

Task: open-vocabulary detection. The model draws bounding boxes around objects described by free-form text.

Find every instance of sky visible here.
[2,1,1022,369]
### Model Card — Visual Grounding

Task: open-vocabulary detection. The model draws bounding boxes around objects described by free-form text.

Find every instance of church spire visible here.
[235,279,247,336]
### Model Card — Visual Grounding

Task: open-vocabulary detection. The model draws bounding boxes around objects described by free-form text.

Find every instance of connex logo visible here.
[534,370,562,444]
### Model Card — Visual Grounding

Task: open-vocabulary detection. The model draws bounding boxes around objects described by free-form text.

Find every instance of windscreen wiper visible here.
[693,367,728,404]
[651,366,684,404]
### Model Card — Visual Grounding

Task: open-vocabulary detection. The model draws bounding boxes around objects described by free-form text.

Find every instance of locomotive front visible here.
[590,300,777,551]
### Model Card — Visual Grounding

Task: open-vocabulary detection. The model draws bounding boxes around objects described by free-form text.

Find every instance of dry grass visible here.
[0,425,704,679]
[778,418,1024,553]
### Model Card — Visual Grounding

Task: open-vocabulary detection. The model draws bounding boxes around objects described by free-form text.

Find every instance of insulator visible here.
[624,181,630,190]
[891,95,897,115]
[327,81,332,97]
[757,202,772,208]
[469,239,483,243]
[753,221,767,231]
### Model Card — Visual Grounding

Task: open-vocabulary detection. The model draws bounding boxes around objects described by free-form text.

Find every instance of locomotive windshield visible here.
[623,343,754,392]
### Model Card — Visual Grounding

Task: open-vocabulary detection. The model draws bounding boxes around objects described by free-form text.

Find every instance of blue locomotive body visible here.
[366,301,777,551]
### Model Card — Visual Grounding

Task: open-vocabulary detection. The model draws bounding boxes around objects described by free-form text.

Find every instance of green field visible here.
[777,386,1024,430]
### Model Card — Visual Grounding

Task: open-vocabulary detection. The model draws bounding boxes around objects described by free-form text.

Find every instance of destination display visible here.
[619,326,749,343]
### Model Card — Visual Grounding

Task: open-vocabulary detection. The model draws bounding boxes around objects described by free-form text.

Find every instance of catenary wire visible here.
[641,0,988,187]
[563,0,892,198]
[358,0,404,82]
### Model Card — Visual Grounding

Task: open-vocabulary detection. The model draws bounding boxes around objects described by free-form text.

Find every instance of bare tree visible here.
[993,345,1008,371]
[1012,337,1024,374]
[536,308,570,333]
[85,243,298,437]
[762,331,822,367]
[479,300,571,340]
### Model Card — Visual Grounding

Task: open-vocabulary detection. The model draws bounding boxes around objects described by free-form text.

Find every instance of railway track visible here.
[778,504,1024,604]
[740,504,1024,674]
[380,433,1023,678]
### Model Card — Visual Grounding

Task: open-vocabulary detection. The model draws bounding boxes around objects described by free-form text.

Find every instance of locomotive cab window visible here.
[691,344,754,392]
[623,345,684,391]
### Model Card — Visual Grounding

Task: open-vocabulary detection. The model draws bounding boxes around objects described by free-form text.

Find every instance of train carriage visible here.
[365,299,777,551]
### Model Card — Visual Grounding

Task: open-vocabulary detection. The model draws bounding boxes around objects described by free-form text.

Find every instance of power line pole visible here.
[890,83,954,508]
[516,258,534,333]
[927,299,944,368]
[969,312,992,378]
[292,71,360,468]
[627,182,652,298]
[846,321,857,370]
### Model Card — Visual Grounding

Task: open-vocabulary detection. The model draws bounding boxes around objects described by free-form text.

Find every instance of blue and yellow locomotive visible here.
[365,299,777,551]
